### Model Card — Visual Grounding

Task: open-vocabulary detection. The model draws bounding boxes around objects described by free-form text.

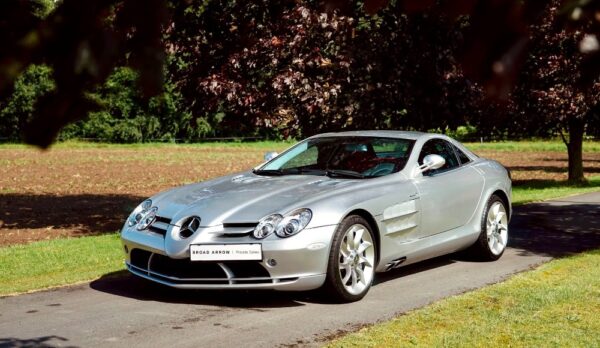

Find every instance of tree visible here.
[1,0,600,161]
[167,0,479,137]
[0,0,169,147]
[510,1,600,182]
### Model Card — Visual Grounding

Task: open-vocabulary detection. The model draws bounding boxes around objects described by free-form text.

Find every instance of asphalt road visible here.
[1,192,599,348]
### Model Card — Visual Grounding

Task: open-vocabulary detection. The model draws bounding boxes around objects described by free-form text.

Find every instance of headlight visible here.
[253,208,312,239]
[127,199,154,229]
[137,207,158,231]
[253,214,283,239]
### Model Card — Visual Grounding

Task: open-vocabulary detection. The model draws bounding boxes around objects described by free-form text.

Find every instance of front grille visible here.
[148,225,167,236]
[155,216,172,224]
[128,248,272,285]
[222,222,258,228]
[147,215,171,237]
[219,222,258,237]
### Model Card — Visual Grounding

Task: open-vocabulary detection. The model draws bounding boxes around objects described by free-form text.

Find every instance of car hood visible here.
[152,172,357,226]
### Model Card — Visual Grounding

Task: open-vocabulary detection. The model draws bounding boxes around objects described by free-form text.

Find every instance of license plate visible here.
[190,244,262,261]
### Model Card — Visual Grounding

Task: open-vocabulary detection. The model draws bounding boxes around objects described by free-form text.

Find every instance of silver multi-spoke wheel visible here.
[338,224,375,296]
[486,201,508,255]
[324,216,377,302]
[468,194,509,261]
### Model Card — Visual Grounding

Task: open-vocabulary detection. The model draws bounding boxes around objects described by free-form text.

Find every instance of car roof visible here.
[309,130,429,141]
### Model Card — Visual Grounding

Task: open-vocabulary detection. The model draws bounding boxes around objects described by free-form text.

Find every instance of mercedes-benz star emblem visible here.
[180,216,201,238]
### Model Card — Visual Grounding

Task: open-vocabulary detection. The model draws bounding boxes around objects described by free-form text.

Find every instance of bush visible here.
[0,65,55,141]
[61,67,208,142]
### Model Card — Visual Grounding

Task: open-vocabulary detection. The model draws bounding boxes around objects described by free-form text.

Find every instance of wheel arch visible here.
[344,209,381,267]
[491,189,511,220]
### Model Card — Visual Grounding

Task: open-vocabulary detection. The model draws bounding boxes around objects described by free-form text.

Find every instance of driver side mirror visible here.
[264,151,279,162]
[418,154,445,174]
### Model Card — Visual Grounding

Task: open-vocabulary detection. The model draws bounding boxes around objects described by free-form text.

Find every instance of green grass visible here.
[465,140,600,152]
[513,176,600,205]
[328,249,600,348]
[1,139,599,153]
[0,140,295,150]
[0,234,123,296]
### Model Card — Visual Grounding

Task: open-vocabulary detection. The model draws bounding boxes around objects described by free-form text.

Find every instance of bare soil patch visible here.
[1,145,599,246]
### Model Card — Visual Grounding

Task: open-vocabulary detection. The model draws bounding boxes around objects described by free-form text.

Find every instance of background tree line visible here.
[1,0,599,180]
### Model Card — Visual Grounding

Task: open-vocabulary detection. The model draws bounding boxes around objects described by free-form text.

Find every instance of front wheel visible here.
[469,195,509,260]
[323,216,376,302]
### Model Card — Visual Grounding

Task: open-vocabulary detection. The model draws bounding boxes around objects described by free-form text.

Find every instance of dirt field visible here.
[1,144,599,246]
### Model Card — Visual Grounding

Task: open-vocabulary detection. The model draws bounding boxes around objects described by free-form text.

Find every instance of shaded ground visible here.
[0,145,270,246]
[509,192,600,256]
[1,145,599,246]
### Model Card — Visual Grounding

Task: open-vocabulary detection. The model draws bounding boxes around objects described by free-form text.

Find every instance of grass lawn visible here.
[0,234,123,296]
[3,138,599,152]
[465,140,600,153]
[328,249,600,347]
[513,176,600,205]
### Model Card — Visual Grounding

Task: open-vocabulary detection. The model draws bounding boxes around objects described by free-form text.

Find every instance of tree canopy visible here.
[1,0,599,181]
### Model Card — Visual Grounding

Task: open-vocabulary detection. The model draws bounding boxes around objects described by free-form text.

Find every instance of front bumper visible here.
[121,224,336,291]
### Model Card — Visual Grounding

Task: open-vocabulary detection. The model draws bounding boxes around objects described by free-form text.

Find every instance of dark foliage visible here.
[168,0,479,138]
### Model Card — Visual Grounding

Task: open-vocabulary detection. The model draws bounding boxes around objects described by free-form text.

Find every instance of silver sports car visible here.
[121,131,511,302]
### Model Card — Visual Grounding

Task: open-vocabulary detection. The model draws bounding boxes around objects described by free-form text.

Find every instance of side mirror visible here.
[418,154,445,173]
[264,151,279,162]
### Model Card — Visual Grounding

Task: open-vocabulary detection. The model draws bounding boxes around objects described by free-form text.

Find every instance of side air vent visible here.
[385,256,407,271]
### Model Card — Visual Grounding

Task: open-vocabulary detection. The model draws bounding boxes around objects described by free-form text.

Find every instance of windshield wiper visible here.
[325,169,366,179]
[252,168,302,176]
[254,168,366,178]
[252,169,285,176]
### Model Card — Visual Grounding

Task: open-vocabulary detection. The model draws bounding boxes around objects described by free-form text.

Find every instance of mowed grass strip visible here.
[0,140,295,151]
[328,249,600,348]
[465,140,600,153]
[2,139,599,152]
[0,234,123,296]
[512,175,600,205]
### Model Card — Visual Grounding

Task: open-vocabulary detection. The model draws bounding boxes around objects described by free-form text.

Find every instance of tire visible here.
[323,215,377,302]
[468,194,509,261]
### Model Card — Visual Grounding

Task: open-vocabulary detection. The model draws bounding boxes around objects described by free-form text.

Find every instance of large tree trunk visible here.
[566,117,585,182]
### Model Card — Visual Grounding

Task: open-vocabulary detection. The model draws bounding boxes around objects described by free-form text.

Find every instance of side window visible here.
[452,144,471,165]
[418,139,460,175]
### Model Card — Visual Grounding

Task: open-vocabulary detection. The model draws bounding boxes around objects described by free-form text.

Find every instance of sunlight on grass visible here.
[465,140,600,153]
[328,249,600,347]
[1,139,598,153]
[513,176,600,205]
[0,140,296,151]
[0,234,123,296]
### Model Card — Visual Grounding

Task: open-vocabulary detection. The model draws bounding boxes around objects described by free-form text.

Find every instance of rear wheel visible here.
[323,216,376,302]
[469,195,509,260]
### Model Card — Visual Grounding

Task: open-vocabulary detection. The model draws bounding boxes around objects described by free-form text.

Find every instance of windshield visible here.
[256,136,415,178]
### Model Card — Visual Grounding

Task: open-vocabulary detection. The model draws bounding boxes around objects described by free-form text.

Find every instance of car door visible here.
[413,138,484,239]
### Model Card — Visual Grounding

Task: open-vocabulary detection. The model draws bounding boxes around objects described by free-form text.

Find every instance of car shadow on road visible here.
[0,335,77,348]
[508,199,600,257]
[90,271,316,307]
[90,256,459,306]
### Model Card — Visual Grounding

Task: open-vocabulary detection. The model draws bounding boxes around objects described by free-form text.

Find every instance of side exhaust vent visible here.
[385,256,407,271]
